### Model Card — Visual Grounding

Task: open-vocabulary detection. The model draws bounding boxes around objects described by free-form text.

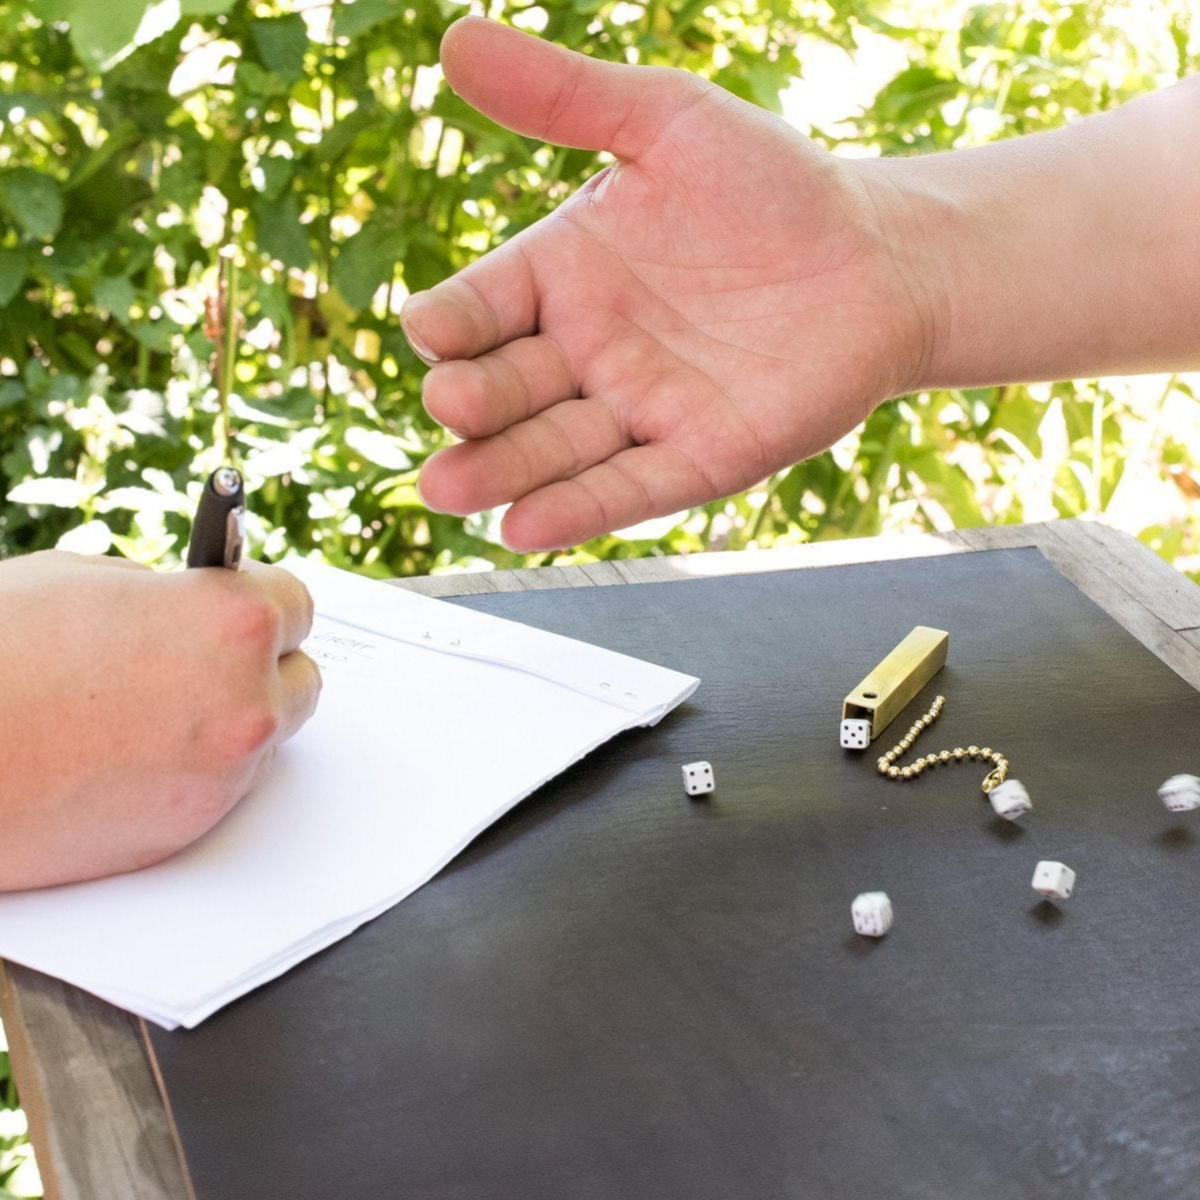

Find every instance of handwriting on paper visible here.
[305,617,382,669]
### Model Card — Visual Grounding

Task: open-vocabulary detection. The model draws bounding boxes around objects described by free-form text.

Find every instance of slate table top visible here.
[145,546,1200,1200]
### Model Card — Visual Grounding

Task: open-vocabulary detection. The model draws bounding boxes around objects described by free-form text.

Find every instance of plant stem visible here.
[218,250,240,464]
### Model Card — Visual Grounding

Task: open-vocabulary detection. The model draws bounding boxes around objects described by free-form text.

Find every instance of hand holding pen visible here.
[0,530,321,890]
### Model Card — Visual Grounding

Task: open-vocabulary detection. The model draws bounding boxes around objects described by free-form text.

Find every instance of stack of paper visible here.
[0,561,698,1028]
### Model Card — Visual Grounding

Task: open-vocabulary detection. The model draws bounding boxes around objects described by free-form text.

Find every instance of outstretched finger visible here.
[498,443,725,552]
[418,397,629,516]
[422,334,578,439]
[401,234,540,365]
[441,17,706,160]
[403,18,712,366]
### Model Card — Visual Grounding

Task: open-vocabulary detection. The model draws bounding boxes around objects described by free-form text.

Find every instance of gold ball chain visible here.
[875,695,1009,795]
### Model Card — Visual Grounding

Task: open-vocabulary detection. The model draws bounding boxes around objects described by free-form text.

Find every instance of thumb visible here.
[439,17,701,160]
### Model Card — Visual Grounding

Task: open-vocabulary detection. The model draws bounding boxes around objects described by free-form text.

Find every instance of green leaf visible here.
[871,66,962,124]
[131,320,177,353]
[253,193,313,271]
[0,168,64,239]
[64,0,151,73]
[254,156,294,203]
[234,59,289,100]
[333,0,399,40]
[431,89,529,153]
[313,107,384,167]
[0,248,27,307]
[669,0,710,34]
[1170,18,1190,75]
[93,276,136,321]
[251,15,309,84]
[65,164,154,232]
[67,119,143,192]
[332,224,406,309]
[401,225,453,298]
[1054,10,1089,54]
[0,381,25,412]
[181,0,236,12]
[57,329,103,371]
[744,62,792,114]
[28,0,76,21]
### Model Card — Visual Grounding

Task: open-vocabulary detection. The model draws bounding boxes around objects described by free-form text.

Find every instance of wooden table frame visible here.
[4,520,1199,1199]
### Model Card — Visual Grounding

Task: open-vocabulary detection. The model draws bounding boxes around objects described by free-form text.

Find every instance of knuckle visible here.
[219,589,281,653]
[233,708,281,760]
[203,706,280,767]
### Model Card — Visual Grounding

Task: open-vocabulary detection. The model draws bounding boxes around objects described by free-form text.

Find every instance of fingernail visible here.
[400,310,442,364]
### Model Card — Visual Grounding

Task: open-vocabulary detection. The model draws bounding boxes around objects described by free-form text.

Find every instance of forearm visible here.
[858,74,1200,391]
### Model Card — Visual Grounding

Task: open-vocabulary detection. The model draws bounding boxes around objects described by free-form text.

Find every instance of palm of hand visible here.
[413,70,924,550]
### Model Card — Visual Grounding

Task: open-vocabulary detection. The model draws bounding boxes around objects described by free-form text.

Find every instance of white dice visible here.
[681,761,714,796]
[851,891,893,937]
[840,718,871,750]
[1031,860,1075,900]
[988,778,1032,821]
[1158,774,1200,813]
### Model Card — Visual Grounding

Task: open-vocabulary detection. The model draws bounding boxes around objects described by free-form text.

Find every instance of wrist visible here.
[853,138,1084,393]
[845,154,952,399]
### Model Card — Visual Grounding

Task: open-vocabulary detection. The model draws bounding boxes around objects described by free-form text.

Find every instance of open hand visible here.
[403,17,931,551]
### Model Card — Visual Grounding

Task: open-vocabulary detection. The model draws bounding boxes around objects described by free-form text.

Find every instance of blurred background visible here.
[1,1,1198,1193]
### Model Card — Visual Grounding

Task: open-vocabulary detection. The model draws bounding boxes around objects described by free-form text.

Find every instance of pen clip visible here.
[224,504,246,570]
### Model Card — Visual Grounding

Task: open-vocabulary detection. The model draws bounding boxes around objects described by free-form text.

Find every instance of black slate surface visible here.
[148,548,1200,1200]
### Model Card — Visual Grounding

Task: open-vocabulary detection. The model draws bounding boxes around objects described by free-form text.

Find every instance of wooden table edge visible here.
[4,520,1198,1200]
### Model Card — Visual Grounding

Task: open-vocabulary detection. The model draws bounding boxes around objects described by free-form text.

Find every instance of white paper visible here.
[0,560,698,1028]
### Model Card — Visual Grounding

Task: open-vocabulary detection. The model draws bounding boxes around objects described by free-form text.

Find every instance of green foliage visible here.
[0,0,843,575]
[0,0,1198,588]
[756,0,1200,578]
[0,1030,38,1198]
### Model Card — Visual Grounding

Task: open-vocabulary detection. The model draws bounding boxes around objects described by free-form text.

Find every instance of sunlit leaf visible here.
[56,518,113,554]
[7,477,93,507]
[344,427,412,470]
[65,0,167,73]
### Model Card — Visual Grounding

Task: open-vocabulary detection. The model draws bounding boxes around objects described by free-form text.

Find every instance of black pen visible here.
[187,467,246,570]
